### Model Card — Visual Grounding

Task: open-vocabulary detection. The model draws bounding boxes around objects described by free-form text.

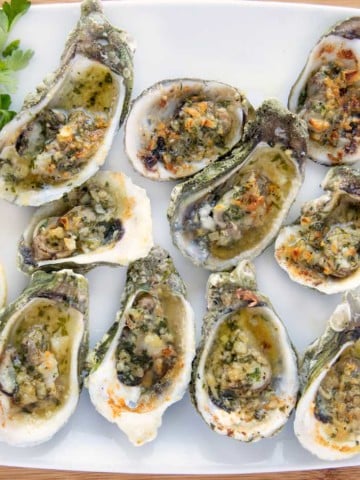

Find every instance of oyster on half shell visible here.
[294,290,360,460]
[288,17,360,166]
[87,246,195,446]
[168,99,308,271]
[275,166,360,294]
[190,260,299,442]
[125,79,253,180]
[17,170,153,273]
[0,0,134,206]
[0,270,88,446]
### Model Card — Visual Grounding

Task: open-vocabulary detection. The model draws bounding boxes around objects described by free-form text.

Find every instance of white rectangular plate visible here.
[0,0,359,474]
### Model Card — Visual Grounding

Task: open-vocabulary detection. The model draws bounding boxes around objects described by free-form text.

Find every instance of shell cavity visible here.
[191,260,299,442]
[87,246,195,446]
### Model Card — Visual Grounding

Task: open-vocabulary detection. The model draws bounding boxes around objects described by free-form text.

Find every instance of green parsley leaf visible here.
[0,107,15,129]
[3,39,19,57]
[3,47,33,70]
[2,0,31,31]
[0,10,8,32]
[0,11,9,51]
[0,93,11,109]
[0,93,15,129]
[0,67,16,93]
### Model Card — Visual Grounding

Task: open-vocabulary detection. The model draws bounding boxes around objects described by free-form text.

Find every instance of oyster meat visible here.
[0,269,88,446]
[288,17,360,165]
[168,99,307,271]
[0,0,134,206]
[275,166,360,294]
[294,290,360,460]
[18,170,153,273]
[125,79,253,180]
[87,246,195,446]
[191,260,299,442]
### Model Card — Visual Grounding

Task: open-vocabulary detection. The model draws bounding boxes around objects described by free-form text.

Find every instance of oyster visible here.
[288,17,360,166]
[190,260,298,442]
[294,290,360,460]
[87,247,195,446]
[0,264,6,309]
[125,79,253,180]
[168,99,307,271]
[0,269,88,446]
[275,166,360,294]
[0,0,134,206]
[17,171,153,273]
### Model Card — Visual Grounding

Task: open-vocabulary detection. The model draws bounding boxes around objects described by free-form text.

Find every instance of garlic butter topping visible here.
[125,79,253,180]
[289,17,360,165]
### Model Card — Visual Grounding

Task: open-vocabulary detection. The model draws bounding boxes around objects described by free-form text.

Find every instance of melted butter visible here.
[0,60,119,192]
[205,308,284,417]
[3,299,81,419]
[53,62,118,115]
[316,340,360,445]
[209,146,297,260]
[213,309,281,372]
[238,309,280,371]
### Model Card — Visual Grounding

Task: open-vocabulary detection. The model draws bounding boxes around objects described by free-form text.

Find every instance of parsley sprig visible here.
[0,0,33,129]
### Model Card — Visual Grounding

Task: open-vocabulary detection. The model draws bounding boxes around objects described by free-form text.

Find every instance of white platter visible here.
[0,0,359,474]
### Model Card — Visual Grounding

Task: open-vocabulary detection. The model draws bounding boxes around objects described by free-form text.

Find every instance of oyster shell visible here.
[17,170,153,273]
[0,0,134,206]
[275,166,360,294]
[0,269,88,446]
[87,246,195,446]
[190,260,298,442]
[168,99,307,271]
[294,290,360,460]
[288,17,360,166]
[125,79,253,180]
